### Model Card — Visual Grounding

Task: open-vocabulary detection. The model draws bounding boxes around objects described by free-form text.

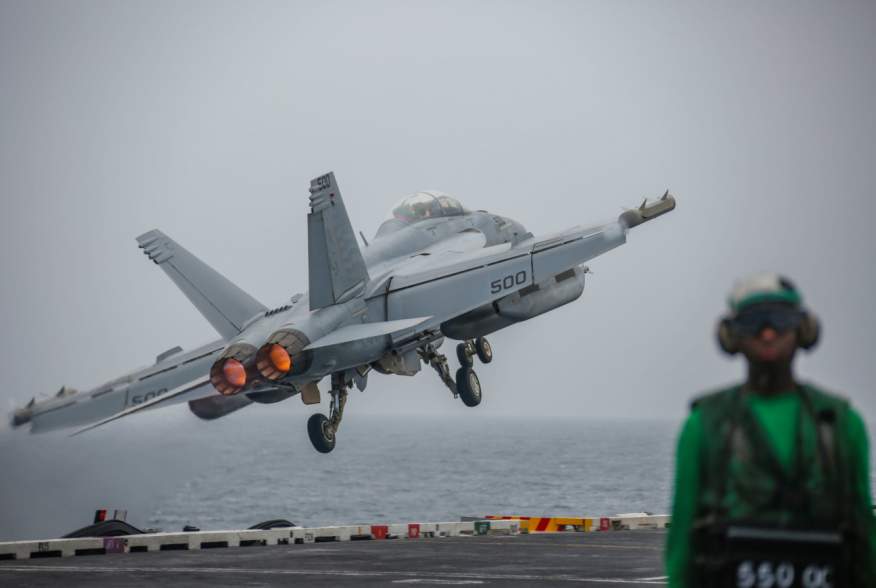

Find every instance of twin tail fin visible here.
[307,172,370,310]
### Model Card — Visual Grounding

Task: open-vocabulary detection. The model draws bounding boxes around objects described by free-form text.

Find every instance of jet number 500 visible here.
[131,388,167,405]
[490,270,527,294]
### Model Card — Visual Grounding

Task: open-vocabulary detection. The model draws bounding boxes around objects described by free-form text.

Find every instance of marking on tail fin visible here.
[307,173,370,310]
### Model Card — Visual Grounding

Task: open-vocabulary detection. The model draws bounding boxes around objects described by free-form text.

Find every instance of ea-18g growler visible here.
[11,173,676,452]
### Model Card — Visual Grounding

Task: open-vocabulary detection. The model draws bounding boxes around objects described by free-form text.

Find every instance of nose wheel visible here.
[475,337,493,364]
[456,343,473,368]
[307,373,348,453]
[456,336,493,368]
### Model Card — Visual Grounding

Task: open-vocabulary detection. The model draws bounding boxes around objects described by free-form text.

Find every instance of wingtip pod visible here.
[11,407,30,428]
[619,191,676,228]
[10,386,80,429]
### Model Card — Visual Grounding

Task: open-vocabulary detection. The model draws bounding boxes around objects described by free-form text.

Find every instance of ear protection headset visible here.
[716,274,820,355]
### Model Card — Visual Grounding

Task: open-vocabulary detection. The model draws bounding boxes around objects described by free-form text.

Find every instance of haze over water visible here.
[2,405,873,541]
[1,411,678,540]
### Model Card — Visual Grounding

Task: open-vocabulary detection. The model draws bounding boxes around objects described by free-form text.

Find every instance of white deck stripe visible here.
[0,564,668,584]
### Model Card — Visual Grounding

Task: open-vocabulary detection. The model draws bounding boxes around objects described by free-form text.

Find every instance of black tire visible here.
[475,337,493,364]
[249,519,297,530]
[456,343,473,368]
[307,413,336,453]
[63,520,145,538]
[455,367,482,407]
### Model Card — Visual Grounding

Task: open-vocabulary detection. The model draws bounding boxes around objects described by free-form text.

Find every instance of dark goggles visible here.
[730,306,804,337]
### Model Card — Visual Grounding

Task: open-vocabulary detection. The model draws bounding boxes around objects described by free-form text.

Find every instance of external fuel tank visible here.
[441,265,587,340]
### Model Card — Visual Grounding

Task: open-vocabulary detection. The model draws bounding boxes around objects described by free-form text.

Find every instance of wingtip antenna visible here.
[359,230,369,247]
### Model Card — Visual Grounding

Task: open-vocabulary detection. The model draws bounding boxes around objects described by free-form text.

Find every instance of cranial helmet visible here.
[716,273,820,354]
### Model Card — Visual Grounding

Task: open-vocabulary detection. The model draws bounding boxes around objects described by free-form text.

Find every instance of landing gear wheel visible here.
[307,413,336,453]
[456,343,473,368]
[455,367,482,407]
[475,337,493,364]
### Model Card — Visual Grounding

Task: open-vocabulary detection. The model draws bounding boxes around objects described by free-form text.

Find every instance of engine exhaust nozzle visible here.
[210,343,258,395]
[256,328,311,381]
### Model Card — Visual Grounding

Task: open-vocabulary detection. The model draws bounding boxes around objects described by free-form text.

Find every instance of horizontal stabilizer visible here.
[304,317,431,350]
[137,230,266,340]
[307,173,370,310]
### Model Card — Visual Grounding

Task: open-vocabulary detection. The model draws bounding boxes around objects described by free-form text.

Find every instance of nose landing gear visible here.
[455,336,493,368]
[475,336,493,364]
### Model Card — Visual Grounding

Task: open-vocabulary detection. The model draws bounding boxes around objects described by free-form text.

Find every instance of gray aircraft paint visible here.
[11,172,674,437]
[2,2,873,431]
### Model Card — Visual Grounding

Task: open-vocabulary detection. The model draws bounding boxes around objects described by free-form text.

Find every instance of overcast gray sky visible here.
[1,0,874,432]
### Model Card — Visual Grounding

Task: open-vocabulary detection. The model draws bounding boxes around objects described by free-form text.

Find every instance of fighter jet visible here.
[11,173,676,453]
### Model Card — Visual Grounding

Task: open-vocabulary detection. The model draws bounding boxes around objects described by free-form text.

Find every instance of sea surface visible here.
[0,411,679,540]
[3,409,873,542]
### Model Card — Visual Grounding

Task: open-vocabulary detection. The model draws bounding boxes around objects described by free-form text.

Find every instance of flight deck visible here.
[0,529,667,586]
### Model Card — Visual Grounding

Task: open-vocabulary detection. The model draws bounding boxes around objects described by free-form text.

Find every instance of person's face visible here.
[739,325,798,364]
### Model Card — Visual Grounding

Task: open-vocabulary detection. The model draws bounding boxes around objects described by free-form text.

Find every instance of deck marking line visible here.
[393,580,486,585]
[0,564,667,584]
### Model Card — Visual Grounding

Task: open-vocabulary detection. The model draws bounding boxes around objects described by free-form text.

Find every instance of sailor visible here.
[665,273,876,587]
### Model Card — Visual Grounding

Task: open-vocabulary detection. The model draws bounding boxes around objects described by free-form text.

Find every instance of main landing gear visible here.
[307,372,348,454]
[422,336,493,408]
[455,366,481,407]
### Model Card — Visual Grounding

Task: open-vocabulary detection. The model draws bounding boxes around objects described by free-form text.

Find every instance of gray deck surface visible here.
[0,530,667,586]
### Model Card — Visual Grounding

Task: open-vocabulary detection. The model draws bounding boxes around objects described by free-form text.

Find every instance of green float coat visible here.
[665,386,876,587]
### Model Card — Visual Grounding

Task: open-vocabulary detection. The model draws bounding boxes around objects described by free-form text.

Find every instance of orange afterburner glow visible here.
[268,344,292,373]
[222,359,247,389]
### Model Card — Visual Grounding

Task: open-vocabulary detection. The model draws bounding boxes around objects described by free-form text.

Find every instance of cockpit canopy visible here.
[376,191,469,236]
[387,191,468,223]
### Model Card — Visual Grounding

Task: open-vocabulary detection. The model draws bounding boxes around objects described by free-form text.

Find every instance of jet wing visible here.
[384,224,620,327]
[10,337,246,434]
[385,194,675,329]
[71,376,212,436]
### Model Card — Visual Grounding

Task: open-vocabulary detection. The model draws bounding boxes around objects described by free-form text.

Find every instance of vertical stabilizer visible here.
[307,173,370,310]
[137,230,266,339]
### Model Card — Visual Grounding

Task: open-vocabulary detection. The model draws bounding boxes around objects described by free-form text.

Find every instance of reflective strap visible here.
[726,525,842,544]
